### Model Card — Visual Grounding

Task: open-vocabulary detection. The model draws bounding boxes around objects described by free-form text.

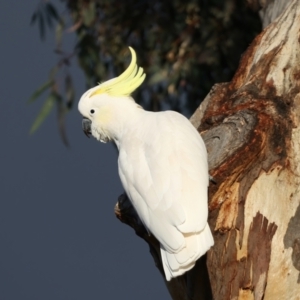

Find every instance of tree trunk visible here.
[247,0,293,28]
[115,0,300,299]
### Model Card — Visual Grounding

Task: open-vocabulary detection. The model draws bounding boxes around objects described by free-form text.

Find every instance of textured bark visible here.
[247,0,293,28]
[115,0,300,299]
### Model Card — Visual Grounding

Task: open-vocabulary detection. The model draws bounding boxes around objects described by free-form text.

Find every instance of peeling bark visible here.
[115,0,300,299]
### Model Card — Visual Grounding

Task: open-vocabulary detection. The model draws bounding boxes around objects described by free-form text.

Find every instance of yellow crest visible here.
[90,47,146,97]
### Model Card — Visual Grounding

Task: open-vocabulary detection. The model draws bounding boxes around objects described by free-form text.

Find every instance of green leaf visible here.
[82,2,96,27]
[57,99,69,147]
[45,11,53,28]
[38,9,45,40]
[46,3,59,22]
[49,65,59,80]
[65,74,75,109]
[30,11,38,25]
[29,93,56,134]
[28,80,52,103]
[55,19,64,47]
[148,71,167,85]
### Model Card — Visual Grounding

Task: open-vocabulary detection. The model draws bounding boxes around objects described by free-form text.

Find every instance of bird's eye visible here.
[90,109,95,114]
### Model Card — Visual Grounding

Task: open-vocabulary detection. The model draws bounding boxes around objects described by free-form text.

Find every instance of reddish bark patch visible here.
[243,213,278,297]
[208,213,277,300]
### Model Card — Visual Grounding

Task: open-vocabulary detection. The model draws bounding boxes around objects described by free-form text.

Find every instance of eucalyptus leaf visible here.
[45,8,53,28]
[49,66,59,80]
[55,20,64,47]
[65,75,75,109]
[46,3,59,22]
[57,99,69,147]
[82,2,96,27]
[30,11,38,25]
[28,80,52,103]
[37,9,45,40]
[30,93,56,134]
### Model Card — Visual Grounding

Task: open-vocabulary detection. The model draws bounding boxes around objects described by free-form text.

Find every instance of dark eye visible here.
[90,109,95,114]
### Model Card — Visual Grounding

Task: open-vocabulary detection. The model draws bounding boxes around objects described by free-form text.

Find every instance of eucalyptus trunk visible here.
[115,0,300,299]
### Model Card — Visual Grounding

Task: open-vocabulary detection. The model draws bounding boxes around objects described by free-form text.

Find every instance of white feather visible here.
[117,109,214,279]
[78,91,214,281]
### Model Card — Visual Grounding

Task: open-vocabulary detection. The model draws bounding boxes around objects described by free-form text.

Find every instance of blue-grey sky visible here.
[0,1,170,299]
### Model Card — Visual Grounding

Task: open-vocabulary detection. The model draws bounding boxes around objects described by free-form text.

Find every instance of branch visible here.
[115,194,213,300]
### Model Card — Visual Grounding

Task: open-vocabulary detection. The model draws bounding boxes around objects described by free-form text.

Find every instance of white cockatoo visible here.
[78,47,214,281]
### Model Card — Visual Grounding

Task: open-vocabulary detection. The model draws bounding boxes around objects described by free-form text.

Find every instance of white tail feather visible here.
[160,223,214,281]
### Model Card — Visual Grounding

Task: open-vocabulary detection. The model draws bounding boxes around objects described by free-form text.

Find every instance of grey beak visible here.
[82,118,92,138]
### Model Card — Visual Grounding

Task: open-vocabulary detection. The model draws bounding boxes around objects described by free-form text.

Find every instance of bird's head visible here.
[78,47,146,143]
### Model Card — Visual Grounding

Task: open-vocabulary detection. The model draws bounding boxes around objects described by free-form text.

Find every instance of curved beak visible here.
[82,118,92,138]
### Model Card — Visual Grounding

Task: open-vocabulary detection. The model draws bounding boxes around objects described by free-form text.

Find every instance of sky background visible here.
[0,1,170,299]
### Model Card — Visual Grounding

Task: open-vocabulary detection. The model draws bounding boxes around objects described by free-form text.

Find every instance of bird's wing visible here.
[118,111,209,253]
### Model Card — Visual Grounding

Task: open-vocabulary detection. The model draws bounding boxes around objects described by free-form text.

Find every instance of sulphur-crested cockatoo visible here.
[78,47,214,281]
